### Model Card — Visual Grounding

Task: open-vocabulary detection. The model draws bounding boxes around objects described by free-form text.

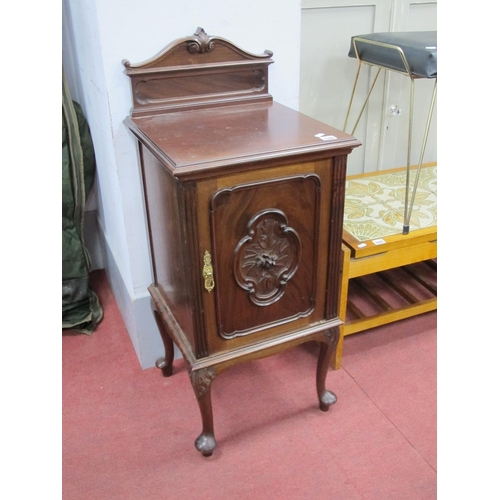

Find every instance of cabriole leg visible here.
[189,367,217,457]
[316,328,339,411]
[152,307,174,377]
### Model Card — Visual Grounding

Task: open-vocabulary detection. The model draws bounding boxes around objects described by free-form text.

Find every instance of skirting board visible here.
[95,215,181,369]
[83,209,105,272]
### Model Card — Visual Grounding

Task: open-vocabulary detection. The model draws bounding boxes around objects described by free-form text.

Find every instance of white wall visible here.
[62,0,302,368]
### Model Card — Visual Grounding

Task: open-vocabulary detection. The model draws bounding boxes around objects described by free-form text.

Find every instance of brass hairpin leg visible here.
[343,65,382,136]
[402,78,437,234]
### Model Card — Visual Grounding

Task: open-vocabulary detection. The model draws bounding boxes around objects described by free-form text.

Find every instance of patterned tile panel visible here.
[343,166,437,242]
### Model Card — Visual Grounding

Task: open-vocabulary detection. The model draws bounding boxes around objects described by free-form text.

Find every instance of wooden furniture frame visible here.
[123,28,360,456]
[333,165,437,369]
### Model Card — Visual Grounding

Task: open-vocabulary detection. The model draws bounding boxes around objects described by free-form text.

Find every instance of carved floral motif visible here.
[234,210,301,306]
[188,27,215,54]
[189,367,216,397]
[324,328,339,348]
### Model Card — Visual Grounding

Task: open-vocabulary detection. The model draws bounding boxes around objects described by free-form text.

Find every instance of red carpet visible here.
[63,270,436,499]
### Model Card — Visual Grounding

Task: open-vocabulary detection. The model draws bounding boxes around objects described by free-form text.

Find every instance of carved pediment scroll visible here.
[122,27,274,116]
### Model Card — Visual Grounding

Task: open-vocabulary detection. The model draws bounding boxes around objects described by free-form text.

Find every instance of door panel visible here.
[300,0,392,175]
[300,0,437,173]
[210,175,321,339]
[380,0,437,169]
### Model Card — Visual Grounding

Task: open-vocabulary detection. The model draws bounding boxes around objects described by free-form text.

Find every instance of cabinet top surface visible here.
[126,101,360,175]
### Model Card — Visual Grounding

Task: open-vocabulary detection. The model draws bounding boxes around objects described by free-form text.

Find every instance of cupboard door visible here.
[300,0,437,174]
[300,0,392,175]
[380,0,438,170]
[210,174,322,339]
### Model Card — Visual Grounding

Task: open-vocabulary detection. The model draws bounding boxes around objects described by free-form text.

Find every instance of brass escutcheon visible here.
[203,250,215,292]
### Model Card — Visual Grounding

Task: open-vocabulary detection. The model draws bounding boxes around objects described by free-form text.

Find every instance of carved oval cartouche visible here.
[234,209,301,306]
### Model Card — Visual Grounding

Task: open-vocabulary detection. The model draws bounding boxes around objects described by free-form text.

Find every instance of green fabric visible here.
[62,72,103,334]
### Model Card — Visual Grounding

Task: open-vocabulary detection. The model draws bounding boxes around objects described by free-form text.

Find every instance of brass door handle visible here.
[203,251,215,292]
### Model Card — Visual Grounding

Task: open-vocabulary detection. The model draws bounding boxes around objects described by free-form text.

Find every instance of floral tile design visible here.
[344,165,437,242]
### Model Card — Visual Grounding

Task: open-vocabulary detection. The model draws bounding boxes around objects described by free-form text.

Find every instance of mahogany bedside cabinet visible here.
[123,28,361,456]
